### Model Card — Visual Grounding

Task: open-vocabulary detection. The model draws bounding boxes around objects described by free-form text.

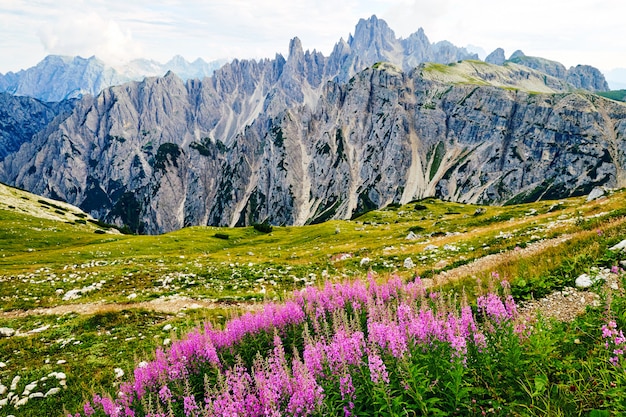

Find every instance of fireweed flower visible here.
[183,395,199,416]
[367,348,389,384]
[83,401,95,416]
[339,373,356,416]
[74,273,525,417]
[303,339,326,378]
[602,320,626,366]
[100,396,121,417]
[477,293,514,324]
[158,385,172,403]
[288,353,324,416]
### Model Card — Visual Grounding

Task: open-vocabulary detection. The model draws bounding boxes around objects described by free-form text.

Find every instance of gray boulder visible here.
[587,187,605,201]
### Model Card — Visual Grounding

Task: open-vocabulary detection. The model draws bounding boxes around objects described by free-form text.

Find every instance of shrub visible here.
[253,221,273,233]
[214,233,229,240]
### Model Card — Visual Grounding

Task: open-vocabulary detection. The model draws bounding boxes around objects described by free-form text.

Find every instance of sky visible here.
[1,0,625,82]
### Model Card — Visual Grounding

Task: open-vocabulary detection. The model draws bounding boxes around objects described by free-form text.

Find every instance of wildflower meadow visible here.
[70,269,626,417]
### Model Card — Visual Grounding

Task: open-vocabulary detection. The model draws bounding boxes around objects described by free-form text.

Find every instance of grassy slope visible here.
[0,184,625,416]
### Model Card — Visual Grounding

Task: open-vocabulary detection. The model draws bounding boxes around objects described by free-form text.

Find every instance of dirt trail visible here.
[1,297,261,319]
[430,234,574,286]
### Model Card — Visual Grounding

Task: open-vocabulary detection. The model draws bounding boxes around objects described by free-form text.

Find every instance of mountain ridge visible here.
[0,16,622,234]
[0,55,225,102]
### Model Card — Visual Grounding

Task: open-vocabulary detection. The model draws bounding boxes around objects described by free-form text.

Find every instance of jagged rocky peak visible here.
[485,48,506,65]
[349,15,397,51]
[289,37,304,57]
[5,58,625,234]
[1,15,621,234]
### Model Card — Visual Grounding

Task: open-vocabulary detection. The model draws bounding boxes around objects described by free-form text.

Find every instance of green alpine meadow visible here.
[1,182,626,416]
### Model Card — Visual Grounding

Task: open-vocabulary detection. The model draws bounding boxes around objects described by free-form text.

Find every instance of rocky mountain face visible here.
[3,57,624,234]
[0,55,224,102]
[0,93,75,161]
[488,49,610,92]
[1,16,622,234]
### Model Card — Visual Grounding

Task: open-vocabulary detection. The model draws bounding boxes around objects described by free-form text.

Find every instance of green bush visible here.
[253,221,273,233]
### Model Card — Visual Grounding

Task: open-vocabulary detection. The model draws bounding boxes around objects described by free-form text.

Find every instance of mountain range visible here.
[0,54,225,102]
[0,15,623,234]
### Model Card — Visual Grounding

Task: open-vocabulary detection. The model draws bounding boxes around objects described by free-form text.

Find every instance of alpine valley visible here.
[0,15,624,234]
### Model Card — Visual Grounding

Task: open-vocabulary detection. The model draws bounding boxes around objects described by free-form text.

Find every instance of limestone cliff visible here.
[4,59,624,233]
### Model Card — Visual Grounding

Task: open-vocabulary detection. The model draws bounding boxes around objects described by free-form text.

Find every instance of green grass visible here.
[2,183,626,416]
[597,90,626,102]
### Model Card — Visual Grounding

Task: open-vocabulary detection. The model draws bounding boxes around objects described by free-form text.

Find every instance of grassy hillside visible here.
[1,183,625,416]
[597,89,626,102]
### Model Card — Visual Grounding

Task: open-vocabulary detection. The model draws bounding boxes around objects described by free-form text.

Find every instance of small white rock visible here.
[163,338,171,346]
[55,372,66,380]
[45,387,61,397]
[127,293,137,299]
[359,257,370,266]
[404,257,415,269]
[0,398,7,406]
[0,327,15,337]
[29,392,44,399]
[610,239,626,252]
[575,273,594,288]
[0,361,6,367]
[28,325,50,334]
[0,383,6,395]
[56,359,67,365]
[114,368,124,379]
[14,397,28,407]
[10,375,21,391]
[405,231,419,240]
[162,324,173,332]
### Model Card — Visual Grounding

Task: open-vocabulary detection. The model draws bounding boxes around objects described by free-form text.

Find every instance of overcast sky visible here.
[1,0,625,78]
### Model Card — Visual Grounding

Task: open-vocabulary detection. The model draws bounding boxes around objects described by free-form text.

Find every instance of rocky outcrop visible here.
[507,50,609,92]
[0,93,75,161]
[485,48,506,65]
[508,51,567,79]
[4,60,625,234]
[566,65,610,92]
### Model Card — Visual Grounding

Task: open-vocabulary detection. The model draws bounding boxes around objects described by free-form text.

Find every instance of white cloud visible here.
[1,0,625,74]
[37,11,142,64]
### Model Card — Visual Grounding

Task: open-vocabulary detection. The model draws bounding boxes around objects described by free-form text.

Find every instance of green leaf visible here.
[533,374,548,397]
